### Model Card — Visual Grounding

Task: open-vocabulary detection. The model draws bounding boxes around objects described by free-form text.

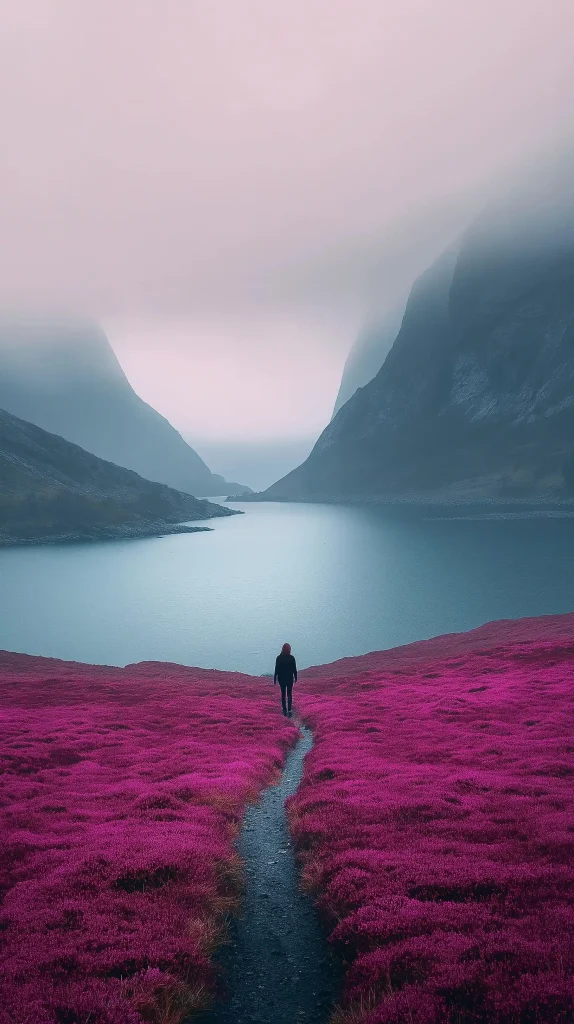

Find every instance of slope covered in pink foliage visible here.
[0,653,295,1024]
[291,619,574,1023]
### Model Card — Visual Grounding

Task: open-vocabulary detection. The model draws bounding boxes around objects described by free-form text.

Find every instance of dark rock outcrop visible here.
[0,318,251,496]
[263,177,574,502]
[0,407,239,545]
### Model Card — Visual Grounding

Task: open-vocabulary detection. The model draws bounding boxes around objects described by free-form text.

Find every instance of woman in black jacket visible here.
[274,642,297,717]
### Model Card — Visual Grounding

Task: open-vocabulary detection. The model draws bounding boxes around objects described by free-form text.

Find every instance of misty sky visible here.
[1,1,573,440]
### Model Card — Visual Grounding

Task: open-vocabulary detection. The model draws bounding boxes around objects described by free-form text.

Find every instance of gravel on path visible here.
[194,724,340,1024]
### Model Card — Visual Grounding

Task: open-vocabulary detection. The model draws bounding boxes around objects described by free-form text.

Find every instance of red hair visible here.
[281,643,291,655]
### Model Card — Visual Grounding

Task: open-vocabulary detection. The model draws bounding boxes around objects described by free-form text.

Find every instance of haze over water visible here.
[2,501,574,675]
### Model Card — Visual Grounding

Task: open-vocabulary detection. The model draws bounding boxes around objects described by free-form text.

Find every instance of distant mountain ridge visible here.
[0,318,250,496]
[0,406,237,545]
[261,172,574,501]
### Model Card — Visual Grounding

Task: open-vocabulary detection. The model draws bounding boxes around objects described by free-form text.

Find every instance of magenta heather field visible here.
[291,619,574,1023]
[1,616,573,1024]
[0,653,295,1024]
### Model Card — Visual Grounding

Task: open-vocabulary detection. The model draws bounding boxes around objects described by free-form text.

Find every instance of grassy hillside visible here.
[0,407,238,544]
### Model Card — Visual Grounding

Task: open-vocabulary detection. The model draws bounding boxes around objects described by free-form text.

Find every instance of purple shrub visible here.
[0,654,295,1023]
[291,628,574,1023]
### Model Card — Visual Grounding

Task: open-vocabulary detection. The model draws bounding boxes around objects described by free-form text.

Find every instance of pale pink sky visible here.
[0,1,572,439]
[111,313,353,441]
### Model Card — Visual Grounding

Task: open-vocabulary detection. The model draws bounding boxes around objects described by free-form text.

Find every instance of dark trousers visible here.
[279,681,293,714]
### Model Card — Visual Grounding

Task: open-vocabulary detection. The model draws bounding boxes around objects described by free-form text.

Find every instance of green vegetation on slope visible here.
[0,407,238,545]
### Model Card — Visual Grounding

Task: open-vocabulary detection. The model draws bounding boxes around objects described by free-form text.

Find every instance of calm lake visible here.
[2,500,574,675]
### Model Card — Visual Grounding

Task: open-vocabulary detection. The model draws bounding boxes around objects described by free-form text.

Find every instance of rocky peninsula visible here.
[0,407,240,546]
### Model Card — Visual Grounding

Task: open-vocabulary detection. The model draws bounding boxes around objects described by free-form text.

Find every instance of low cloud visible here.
[1,1,572,440]
[0,0,571,319]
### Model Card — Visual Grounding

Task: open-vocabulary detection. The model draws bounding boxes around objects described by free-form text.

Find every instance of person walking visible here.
[274,642,297,717]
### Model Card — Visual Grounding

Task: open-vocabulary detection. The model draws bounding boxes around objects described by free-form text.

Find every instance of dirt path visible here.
[195,725,339,1024]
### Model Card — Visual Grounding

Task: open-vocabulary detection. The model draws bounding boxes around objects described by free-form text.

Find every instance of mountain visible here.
[0,318,250,496]
[191,436,316,492]
[261,176,574,501]
[0,407,238,545]
[332,306,405,417]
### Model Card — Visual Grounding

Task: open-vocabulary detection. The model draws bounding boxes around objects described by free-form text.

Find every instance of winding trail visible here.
[196,725,339,1024]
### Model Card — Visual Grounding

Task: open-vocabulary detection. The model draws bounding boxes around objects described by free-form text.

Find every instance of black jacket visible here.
[274,653,297,685]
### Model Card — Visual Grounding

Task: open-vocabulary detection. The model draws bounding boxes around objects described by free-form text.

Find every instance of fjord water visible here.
[2,501,574,674]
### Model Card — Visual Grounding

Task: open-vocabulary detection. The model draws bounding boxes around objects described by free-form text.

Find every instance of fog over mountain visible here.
[0,2,572,447]
[261,165,574,501]
[190,437,316,495]
[0,319,249,496]
[332,306,406,417]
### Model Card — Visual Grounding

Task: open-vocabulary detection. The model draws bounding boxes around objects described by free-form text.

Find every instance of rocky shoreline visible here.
[228,491,574,510]
[0,520,214,547]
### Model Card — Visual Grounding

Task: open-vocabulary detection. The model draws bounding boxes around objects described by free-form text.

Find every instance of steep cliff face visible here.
[0,407,237,543]
[0,319,249,496]
[331,306,405,417]
[264,189,574,500]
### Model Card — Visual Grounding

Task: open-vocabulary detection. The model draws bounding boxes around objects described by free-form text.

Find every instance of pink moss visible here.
[291,621,574,1023]
[0,654,295,1023]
